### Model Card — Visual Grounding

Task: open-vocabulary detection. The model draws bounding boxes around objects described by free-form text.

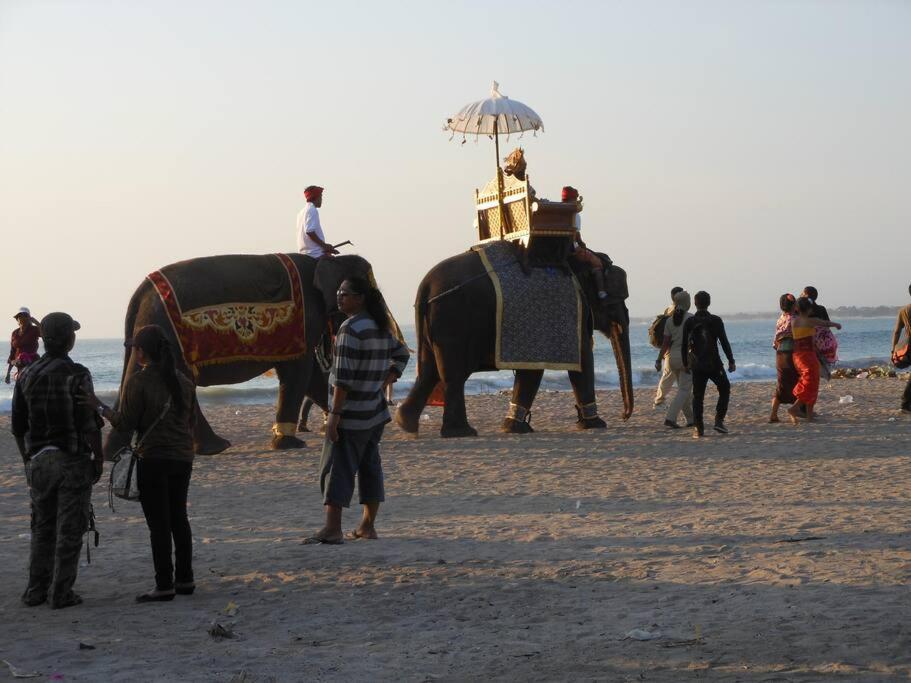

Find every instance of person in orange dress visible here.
[788,297,841,423]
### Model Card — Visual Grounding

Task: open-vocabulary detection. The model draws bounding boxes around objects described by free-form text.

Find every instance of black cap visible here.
[40,312,81,341]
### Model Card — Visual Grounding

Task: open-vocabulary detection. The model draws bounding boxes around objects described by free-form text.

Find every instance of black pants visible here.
[903,375,911,411]
[137,458,193,591]
[692,366,731,429]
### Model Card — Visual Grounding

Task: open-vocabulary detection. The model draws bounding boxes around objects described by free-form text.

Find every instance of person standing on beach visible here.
[682,291,736,438]
[87,325,198,602]
[770,293,798,423]
[305,277,409,545]
[11,312,103,609]
[787,297,841,423]
[6,307,42,384]
[655,290,693,429]
[654,286,684,407]
[891,284,911,413]
[296,185,338,259]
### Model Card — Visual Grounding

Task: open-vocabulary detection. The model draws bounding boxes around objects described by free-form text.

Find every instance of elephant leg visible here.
[396,351,440,434]
[440,375,477,438]
[298,398,316,432]
[299,364,330,432]
[272,359,311,450]
[502,370,543,434]
[568,339,606,430]
[192,399,232,455]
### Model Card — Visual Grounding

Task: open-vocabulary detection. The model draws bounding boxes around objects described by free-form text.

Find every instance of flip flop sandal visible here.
[301,536,343,545]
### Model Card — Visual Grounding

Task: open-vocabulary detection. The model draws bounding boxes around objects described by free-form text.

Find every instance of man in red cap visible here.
[563,186,608,302]
[296,185,338,259]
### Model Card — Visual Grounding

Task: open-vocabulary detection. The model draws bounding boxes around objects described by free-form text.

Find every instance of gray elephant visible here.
[396,244,633,437]
[105,253,375,456]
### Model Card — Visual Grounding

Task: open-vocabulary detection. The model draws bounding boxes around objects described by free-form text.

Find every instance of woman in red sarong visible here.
[788,297,841,423]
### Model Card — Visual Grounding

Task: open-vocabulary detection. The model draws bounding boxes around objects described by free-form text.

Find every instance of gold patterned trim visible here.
[181,301,297,344]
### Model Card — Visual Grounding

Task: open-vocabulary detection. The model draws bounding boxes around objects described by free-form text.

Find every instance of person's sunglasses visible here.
[337,290,355,298]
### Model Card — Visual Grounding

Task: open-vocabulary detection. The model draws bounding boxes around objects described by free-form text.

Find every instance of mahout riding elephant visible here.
[105,254,374,456]
[395,244,633,437]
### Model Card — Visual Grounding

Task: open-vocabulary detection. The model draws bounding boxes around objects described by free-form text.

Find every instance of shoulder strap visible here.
[135,398,172,450]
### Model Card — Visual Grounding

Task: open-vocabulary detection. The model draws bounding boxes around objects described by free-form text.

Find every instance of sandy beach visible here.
[1,378,910,682]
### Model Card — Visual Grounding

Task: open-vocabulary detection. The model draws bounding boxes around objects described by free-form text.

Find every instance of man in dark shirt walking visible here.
[11,312,103,608]
[682,291,736,438]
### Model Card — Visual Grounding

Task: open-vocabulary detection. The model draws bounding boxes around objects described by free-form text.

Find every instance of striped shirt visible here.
[330,313,410,430]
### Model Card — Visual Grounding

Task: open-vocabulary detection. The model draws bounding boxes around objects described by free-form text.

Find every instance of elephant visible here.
[105,253,374,457]
[395,244,633,437]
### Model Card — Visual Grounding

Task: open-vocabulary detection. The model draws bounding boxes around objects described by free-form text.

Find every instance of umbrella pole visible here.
[494,119,506,239]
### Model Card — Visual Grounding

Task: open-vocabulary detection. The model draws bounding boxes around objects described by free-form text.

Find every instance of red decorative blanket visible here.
[147,253,307,374]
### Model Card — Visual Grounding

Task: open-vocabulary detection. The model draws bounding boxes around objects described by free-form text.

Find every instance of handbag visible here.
[893,343,911,370]
[108,399,171,510]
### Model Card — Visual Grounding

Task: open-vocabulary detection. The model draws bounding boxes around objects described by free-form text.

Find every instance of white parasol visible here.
[445,83,544,231]
[445,82,544,172]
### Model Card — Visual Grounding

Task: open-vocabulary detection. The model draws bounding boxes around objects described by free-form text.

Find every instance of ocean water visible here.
[0,317,898,413]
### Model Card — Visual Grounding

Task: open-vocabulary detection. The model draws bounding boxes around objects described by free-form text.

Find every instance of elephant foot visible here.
[271,434,307,450]
[395,406,420,434]
[502,417,534,434]
[440,424,478,438]
[575,416,607,430]
[194,436,231,456]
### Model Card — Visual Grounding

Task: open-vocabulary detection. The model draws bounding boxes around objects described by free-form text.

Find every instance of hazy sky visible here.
[1,1,909,338]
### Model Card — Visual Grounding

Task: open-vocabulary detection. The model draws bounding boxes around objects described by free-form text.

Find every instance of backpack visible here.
[687,319,717,371]
[648,314,669,349]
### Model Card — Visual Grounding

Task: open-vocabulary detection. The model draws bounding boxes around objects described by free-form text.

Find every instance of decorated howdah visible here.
[147,253,307,375]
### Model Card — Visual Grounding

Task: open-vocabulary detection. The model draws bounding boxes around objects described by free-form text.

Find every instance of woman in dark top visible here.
[90,325,197,602]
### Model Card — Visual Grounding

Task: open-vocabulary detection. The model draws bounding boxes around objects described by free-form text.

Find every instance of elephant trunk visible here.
[608,320,634,420]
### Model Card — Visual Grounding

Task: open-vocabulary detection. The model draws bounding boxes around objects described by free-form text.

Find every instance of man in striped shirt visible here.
[305,277,409,545]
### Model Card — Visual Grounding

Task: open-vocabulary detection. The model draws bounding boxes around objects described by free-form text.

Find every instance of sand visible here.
[2,378,911,682]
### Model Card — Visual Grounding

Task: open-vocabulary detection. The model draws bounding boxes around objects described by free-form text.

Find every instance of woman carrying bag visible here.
[90,325,197,603]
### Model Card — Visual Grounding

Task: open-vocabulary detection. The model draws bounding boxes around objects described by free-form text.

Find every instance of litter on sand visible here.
[839,395,854,404]
[208,622,236,639]
[1,660,41,679]
[624,628,662,641]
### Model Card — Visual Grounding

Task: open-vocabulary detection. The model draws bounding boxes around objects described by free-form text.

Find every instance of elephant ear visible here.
[313,257,349,313]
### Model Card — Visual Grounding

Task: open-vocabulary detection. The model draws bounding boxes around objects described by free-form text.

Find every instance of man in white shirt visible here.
[296,185,337,259]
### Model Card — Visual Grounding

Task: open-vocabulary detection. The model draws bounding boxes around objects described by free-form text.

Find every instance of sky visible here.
[1,0,909,339]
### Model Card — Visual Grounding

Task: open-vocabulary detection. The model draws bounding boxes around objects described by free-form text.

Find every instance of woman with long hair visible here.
[90,324,198,602]
[788,298,841,423]
[305,277,409,544]
[769,293,798,423]
[655,290,693,428]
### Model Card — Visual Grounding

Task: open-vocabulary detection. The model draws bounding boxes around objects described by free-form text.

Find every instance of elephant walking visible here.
[106,254,376,456]
[396,245,633,437]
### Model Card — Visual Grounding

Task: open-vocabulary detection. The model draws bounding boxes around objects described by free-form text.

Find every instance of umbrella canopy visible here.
[446,82,544,139]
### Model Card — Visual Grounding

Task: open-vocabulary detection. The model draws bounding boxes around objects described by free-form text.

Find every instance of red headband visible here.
[561,186,578,202]
[304,186,323,201]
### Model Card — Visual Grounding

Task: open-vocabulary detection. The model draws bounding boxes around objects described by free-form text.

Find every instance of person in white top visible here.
[296,185,338,259]
[563,186,607,301]
[655,290,695,429]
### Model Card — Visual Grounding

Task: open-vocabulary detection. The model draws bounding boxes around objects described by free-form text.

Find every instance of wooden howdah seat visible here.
[475,172,580,267]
